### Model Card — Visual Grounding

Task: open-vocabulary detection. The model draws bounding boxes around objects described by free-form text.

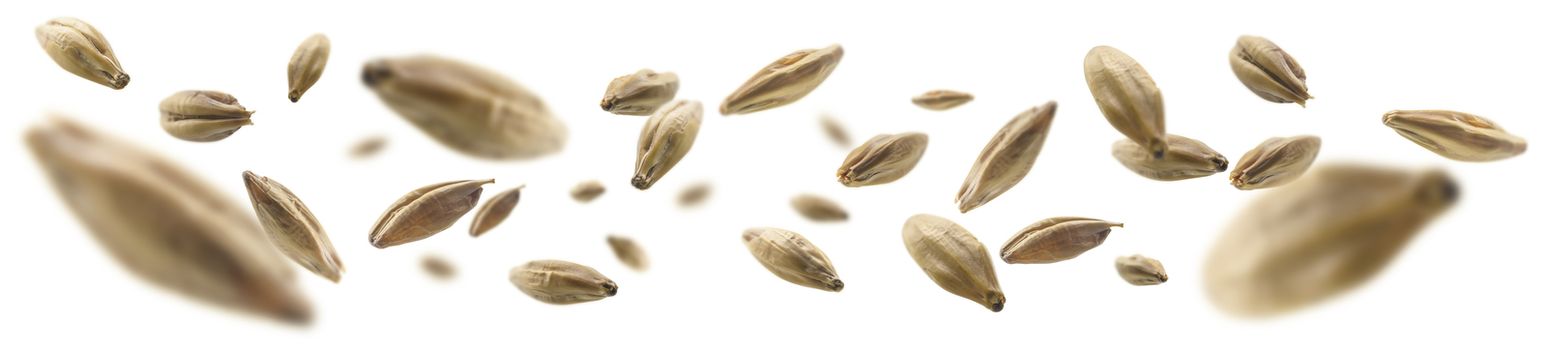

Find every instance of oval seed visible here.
[720,44,844,115]
[1084,46,1167,158]
[1112,134,1229,181]
[677,181,711,208]
[1115,255,1168,286]
[469,185,525,237]
[1229,35,1311,106]
[790,194,849,222]
[1230,135,1321,190]
[368,179,492,248]
[422,254,456,280]
[1382,110,1527,162]
[633,100,704,190]
[242,171,345,282]
[606,235,649,272]
[350,135,387,159]
[362,55,566,160]
[901,214,1005,312]
[27,117,309,324]
[571,180,606,203]
[819,114,851,147]
[158,90,254,142]
[1206,164,1457,317]
[287,33,330,102]
[35,17,129,89]
[600,69,679,115]
[956,100,1057,213]
[911,90,975,111]
[509,260,618,305]
[1001,217,1124,264]
[837,132,929,187]
[742,227,843,292]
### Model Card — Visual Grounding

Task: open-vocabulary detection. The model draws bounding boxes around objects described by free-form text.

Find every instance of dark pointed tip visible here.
[990,301,1004,312]
[1439,176,1460,204]
[603,282,619,297]
[599,99,614,111]
[288,92,300,103]
[111,74,130,90]
[275,304,314,326]
[361,62,389,87]
[1212,158,1229,172]
[828,279,845,292]
[630,176,650,190]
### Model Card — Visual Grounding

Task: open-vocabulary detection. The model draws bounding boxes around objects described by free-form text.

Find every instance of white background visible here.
[2,1,1543,348]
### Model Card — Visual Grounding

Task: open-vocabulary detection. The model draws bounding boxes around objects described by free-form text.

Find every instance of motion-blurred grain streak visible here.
[27,116,310,324]
[1205,163,1457,317]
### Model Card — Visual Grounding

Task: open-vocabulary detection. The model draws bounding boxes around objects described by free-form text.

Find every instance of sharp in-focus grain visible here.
[901,214,1005,312]
[1206,164,1457,317]
[1115,255,1168,286]
[27,117,310,324]
[35,18,128,89]
[743,227,843,292]
[368,179,492,248]
[790,194,849,222]
[159,90,254,142]
[287,33,330,102]
[1383,110,1527,162]
[837,132,929,187]
[571,180,606,203]
[911,90,974,111]
[1112,134,1228,181]
[1230,35,1311,106]
[1001,217,1123,264]
[243,171,344,282]
[633,100,704,190]
[956,101,1057,213]
[362,55,566,159]
[600,69,679,115]
[720,44,844,115]
[1230,135,1320,190]
[1084,46,1167,158]
[469,185,525,237]
[606,235,649,272]
[509,260,618,305]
